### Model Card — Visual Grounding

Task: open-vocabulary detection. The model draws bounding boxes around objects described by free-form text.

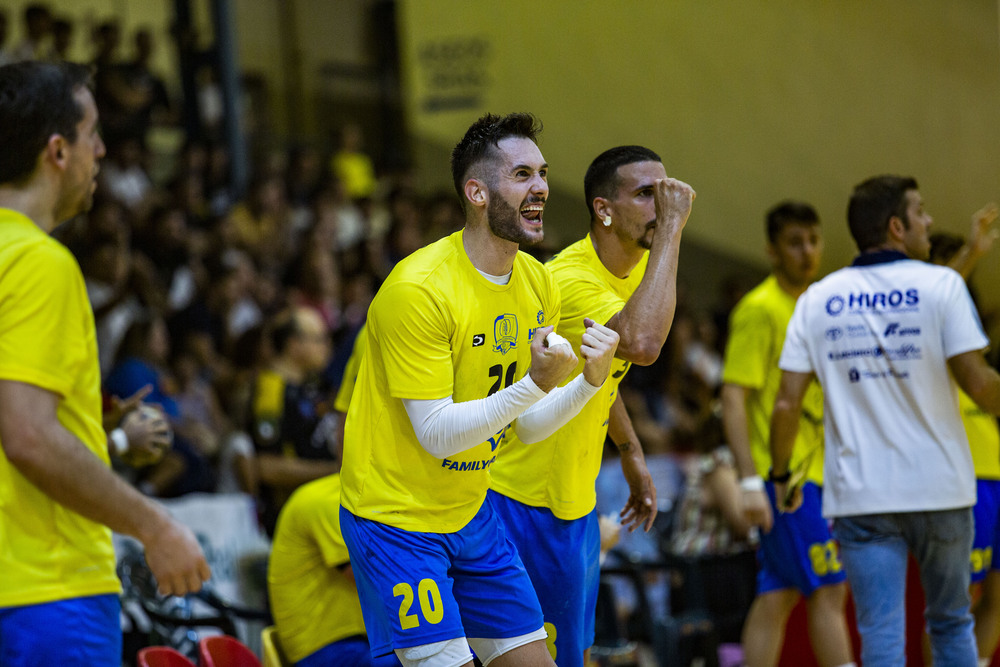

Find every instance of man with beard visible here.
[0,61,210,665]
[339,112,619,667]
[721,202,854,667]
[489,145,694,666]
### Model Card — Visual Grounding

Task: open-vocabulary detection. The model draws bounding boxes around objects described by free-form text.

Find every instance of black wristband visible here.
[769,468,791,483]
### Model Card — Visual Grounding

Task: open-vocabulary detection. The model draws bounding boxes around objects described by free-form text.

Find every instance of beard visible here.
[487,193,542,246]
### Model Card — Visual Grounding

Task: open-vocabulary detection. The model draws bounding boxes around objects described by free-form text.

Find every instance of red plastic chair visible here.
[199,635,263,667]
[136,646,198,667]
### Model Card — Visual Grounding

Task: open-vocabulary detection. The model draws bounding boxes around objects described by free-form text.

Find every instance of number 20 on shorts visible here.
[393,579,445,629]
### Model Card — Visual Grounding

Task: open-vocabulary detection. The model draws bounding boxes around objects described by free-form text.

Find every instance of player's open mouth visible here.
[521,204,544,224]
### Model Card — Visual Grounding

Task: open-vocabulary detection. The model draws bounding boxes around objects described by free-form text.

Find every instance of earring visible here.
[603,215,612,227]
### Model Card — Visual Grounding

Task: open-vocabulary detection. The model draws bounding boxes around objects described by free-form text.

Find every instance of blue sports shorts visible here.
[488,489,599,667]
[972,478,1000,583]
[757,481,847,596]
[0,594,120,667]
[339,497,545,657]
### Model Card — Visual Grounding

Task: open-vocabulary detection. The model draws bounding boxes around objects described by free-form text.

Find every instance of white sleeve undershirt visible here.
[402,374,602,458]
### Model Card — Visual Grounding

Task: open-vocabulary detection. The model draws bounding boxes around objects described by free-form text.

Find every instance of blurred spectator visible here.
[49,17,71,61]
[248,307,339,535]
[99,138,155,216]
[120,28,173,143]
[286,243,342,333]
[229,173,291,268]
[11,3,51,62]
[330,122,376,201]
[0,10,10,66]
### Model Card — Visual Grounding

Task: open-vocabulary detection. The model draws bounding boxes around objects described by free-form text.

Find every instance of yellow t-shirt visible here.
[491,235,647,520]
[339,230,560,532]
[962,388,1000,480]
[0,208,119,607]
[333,323,367,414]
[722,275,825,484]
[268,475,367,663]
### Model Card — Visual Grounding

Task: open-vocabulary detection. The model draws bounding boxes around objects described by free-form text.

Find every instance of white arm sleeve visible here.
[402,374,548,459]
[512,374,602,444]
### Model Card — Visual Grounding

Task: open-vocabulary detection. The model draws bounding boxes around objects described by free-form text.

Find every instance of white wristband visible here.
[739,475,764,492]
[109,427,129,456]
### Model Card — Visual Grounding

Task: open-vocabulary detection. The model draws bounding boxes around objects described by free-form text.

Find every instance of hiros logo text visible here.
[825,289,919,316]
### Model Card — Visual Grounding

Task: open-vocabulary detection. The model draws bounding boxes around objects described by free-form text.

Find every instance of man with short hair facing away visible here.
[489,145,694,666]
[0,61,210,666]
[250,306,340,535]
[771,175,1000,666]
[338,112,619,667]
[720,202,854,667]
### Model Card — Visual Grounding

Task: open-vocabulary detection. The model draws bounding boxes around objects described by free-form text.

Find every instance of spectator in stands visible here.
[249,307,339,535]
[11,4,51,62]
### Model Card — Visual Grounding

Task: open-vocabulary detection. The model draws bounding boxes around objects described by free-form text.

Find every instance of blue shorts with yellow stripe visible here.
[488,489,600,667]
[339,496,545,658]
[757,481,846,596]
[972,478,1000,583]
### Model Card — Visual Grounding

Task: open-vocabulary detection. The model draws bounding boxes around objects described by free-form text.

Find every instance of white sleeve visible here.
[512,374,602,444]
[402,374,548,458]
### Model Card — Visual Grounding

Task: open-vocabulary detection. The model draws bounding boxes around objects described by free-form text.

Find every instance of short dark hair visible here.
[765,200,820,243]
[583,145,661,222]
[847,175,918,252]
[0,61,92,185]
[450,112,541,208]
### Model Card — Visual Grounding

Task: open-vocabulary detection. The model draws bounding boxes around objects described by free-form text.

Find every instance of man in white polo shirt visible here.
[769,175,1000,667]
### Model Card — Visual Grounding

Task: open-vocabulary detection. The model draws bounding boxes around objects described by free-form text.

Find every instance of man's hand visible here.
[653,177,696,237]
[104,385,152,433]
[528,325,578,392]
[773,480,803,515]
[969,202,1000,258]
[742,485,774,533]
[580,319,620,387]
[620,452,657,532]
[119,405,172,467]
[142,514,212,596]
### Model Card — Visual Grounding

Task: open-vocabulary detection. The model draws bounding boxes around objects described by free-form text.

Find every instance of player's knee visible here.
[395,637,472,667]
[468,627,549,666]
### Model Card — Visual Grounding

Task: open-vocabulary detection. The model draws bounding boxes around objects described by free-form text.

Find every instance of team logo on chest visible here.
[493,314,518,354]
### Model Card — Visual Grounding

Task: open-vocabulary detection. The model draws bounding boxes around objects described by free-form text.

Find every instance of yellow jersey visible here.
[333,323,367,414]
[339,230,560,532]
[962,388,1000,480]
[0,208,119,607]
[491,235,646,520]
[722,275,825,484]
[268,475,368,663]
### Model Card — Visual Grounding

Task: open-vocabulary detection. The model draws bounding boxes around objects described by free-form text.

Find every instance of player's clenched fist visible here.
[580,318,620,387]
[528,325,578,392]
[653,177,696,235]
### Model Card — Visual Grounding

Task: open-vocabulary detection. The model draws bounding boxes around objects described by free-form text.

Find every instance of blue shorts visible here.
[972,478,1000,583]
[297,635,402,667]
[488,490,599,667]
[757,481,846,596]
[0,594,121,667]
[339,497,545,657]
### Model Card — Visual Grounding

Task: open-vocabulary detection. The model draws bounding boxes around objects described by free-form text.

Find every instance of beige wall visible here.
[398,0,1000,312]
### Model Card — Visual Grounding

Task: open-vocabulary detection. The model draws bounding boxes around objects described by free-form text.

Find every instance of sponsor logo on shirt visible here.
[848,366,910,382]
[440,455,497,472]
[493,314,518,354]
[536,310,545,325]
[825,288,919,317]
[883,322,920,336]
[472,333,485,347]
[827,343,921,361]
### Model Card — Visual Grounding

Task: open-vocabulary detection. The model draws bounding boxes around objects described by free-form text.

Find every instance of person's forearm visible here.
[721,384,759,480]
[513,375,601,443]
[404,374,548,458]
[255,454,341,489]
[6,421,173,544]
[769,397,801,477]
[609,226,683,366]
